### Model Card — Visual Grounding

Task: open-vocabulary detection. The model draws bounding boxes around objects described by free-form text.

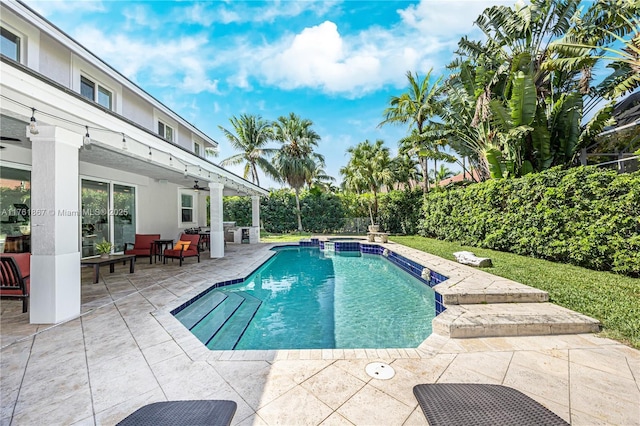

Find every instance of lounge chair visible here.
[117,400,237,426]
[124,234,161,264]
[163,233,200,266]
[413,383,568,426]
[0,253,30,313]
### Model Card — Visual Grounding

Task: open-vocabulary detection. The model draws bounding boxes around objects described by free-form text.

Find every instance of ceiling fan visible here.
[192,180,206,192]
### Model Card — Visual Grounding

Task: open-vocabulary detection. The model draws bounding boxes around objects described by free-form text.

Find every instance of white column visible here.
[209,182,224,258]
[28,125,83,324]
[251,195,261,243]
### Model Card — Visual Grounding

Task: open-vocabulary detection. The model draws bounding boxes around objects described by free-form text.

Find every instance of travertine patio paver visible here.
[0,242,638,425]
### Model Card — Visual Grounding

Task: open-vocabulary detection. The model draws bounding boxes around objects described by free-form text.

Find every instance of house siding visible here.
[176,124,194,152]
[122,85,154,130]
[38,32,70,87]
[139,180,183,239]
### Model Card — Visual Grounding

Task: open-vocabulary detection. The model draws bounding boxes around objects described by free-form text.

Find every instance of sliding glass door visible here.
[81,180,109,257]
[81,179,136,257]
[113,184,135,252]
[0,166,31,253]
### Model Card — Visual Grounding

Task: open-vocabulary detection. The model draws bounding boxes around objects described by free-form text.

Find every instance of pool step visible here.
[207,291,262,350]
[174,291,228,329]
[190,292,244,345]
[432,303,601,338]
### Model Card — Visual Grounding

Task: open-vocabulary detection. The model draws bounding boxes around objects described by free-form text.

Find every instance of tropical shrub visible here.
[300,190,346,233]
[378,189,423,234]
[419,167,640,276]
[225,189,346,233]
[223,196,252,226]
[337,191,369,219]
[260,190,297,233]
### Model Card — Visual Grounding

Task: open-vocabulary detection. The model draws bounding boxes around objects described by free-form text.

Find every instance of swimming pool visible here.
[173,246,437,350]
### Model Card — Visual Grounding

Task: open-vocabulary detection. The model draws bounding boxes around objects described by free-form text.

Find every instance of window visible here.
[194,142,201,156]
[98,86,112,109]
[0,166,31,254]
[80,76,94,100]
[1,27,20,61]
[158,121,174,142]
[181,193,194,223]
[80,76,113,109]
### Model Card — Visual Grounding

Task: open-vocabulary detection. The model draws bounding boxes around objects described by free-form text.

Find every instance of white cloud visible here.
[178,1,340,26]
[72,26,219,94]
[179,57,219,94]
[122,4,160,30]
[254,1,339,23]
[397,0,503,37]
[223,0,518,97]
[26,0,106,16]
[244,17,443,97]
[260,21,381,93]
[54,0,515,99]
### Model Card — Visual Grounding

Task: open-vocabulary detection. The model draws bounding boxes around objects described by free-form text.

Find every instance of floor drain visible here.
[365,362,395,380]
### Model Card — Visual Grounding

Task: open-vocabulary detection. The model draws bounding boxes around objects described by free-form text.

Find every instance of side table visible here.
[153,239,174,264]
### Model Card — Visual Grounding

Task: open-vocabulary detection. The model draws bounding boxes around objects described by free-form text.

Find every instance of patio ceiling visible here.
[0,114,260,197]
[80,144,254,197]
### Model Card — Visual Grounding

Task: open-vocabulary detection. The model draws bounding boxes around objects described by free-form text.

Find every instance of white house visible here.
[0,0,268,324]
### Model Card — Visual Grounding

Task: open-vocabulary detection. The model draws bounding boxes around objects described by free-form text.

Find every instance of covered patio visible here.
[1,242,638,425]
[1,76,268,326]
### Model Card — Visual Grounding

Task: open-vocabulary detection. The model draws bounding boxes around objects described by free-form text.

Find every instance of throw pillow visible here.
[174,240,191,250]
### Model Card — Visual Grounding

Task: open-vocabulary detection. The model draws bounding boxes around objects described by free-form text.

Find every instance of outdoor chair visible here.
[163,233,200,266]
[0,253,30,313]
[413,383,568,426]
[198,231,210,251]
[117,400,237,426]
[124,234,161,264]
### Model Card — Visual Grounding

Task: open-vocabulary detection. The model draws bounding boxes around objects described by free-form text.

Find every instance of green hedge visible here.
[224,189,346,233]
[301,191,346,233]
[418,167,640,276]
[378,189,424,234]
[260,190,298,233]
[222,196,252,226]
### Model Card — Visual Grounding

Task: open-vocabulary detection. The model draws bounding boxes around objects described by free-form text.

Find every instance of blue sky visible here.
[28,0,514,188]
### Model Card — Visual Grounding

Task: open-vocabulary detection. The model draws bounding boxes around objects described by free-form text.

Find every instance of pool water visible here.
[177,247,435,350]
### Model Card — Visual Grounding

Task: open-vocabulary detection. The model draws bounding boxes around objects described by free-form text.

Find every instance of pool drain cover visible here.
[365,362,395,380]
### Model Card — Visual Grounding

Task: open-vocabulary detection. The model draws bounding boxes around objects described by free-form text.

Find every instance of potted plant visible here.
[95,240,113,259]
[359,193,379,232]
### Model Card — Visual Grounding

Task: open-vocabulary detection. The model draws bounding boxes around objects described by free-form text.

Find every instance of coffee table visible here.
[81,254,136,284]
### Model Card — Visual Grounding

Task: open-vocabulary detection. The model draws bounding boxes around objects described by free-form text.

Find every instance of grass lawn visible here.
[392,235,640,349]
[260,231,312,243]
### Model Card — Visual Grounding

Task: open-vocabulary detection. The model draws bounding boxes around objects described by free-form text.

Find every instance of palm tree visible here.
[429,165,455,184]
[444,0,595,178]
[340,140,393,225]
[544,4,640,100]
[428,63,489,180]
[271,113,322,231]
[379,69,443,193]
[305,161,336,191]
[218,114,279,186]
[390,153,420,190]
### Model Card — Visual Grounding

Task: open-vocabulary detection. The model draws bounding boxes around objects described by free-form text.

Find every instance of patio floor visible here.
[1,242,638,425]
